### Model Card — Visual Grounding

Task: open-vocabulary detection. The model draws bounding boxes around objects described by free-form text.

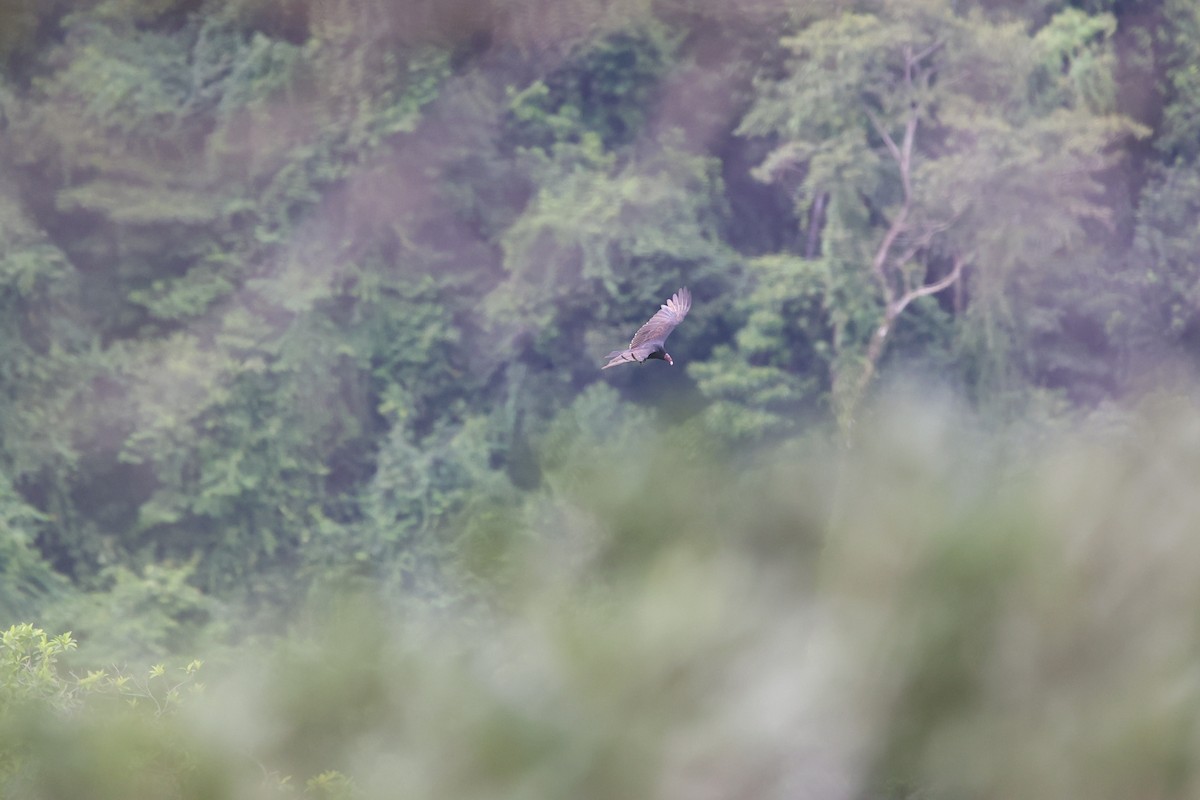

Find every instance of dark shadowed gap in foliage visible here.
[0,0,72,82]
[232,0,312,43]
[130,0,206,31]
[505,430,543,490]
[499,25,674,152]
[613,363,708,425]
[719,134,803,255]
[1111,2,1167,207]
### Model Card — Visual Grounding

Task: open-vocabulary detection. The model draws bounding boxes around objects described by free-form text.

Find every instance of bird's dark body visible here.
[602,288,691,370]
[603,344,668,364]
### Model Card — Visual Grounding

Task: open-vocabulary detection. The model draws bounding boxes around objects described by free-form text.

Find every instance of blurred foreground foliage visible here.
[6,394,1200,797]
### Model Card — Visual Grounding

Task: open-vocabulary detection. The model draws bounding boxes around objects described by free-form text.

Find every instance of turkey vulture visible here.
[601,287,691,369]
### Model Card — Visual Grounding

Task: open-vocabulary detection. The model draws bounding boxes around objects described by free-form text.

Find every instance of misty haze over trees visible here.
[4,0,1200,797]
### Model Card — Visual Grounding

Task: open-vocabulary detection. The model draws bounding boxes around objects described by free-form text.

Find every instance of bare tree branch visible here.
[849,253,967,418]
[865,108,902,164]
[909,40,944,67]
[899,109,917,200]
[839,39,953,430]
[868,98,921,303]
[891,213,962,275]
[871,208,906,303]
[890,254,967,318]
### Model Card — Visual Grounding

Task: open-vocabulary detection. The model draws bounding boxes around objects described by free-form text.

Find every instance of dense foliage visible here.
[3,0,1200,793]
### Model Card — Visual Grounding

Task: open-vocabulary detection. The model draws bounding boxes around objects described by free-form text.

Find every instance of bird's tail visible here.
[601,349,637,369]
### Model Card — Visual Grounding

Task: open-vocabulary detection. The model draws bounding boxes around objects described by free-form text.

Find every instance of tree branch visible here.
[840,40,948,431]
[889,254,967,318]
[871,205,907,306]
[891,213,961,274]
[909,40,944,67]
[865,108,902,165]
[899,111,917,200]
[867,98,922,304]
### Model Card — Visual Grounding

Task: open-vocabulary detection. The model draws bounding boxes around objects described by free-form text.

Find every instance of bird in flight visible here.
[601,287,691,369]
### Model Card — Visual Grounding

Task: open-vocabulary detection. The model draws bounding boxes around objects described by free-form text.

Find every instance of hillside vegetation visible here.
[3,0,1200,796]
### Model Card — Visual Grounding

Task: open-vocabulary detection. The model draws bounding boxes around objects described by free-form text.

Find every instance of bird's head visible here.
[664,353,674,366]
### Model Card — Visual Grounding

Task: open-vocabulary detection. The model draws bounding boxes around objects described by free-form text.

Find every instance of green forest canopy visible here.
[0,0,1193,659]
[0,0,1196,634]
[1,0,1198,637]
[4,0,1200,796]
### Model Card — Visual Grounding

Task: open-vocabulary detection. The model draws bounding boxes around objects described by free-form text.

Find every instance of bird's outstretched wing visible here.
[627,287,691,350]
